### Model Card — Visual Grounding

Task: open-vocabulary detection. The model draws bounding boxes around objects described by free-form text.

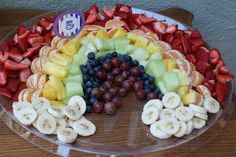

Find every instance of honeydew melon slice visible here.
[95,37,114,51]
[146,59,166,78]
[125,44,138,54]
[68,63,82,75]
[160,72,180,92]
[149,53,162,60]
[96,50,114,57]
[65,81,84,98]
[130,47,149,61]
[63,74,83,84]
[113,38,130,50]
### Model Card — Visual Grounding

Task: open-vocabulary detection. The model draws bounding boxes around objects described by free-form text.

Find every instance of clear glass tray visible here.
[0,8,235,157]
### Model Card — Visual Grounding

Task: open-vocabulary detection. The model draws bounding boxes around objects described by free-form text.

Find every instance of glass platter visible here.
[0,8,235,157]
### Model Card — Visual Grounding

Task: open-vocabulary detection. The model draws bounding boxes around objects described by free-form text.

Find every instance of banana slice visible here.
[63,105,82,120]
[192,117,206,129]
[174,121,187,137]
[15,108,37,125]
[143,99,163,111]
[13,101,33,115]
[53,118,67,134]
[185,120,193,135]
[68,96,86,115]
[160,118,180,135]
[194,112,208,120]
[31,97,50,114]
[48,106,65,118]
[36,112,56,134]
[189,104,207,114]
[141,106,159,125]
[203,97,220,113]
[160,108,175,120]
[72,118,96,136]
[67,119,76,127]
[57,127,78,144]
[162,92,180,109]
[150,121,172,139]
[175,107,194,122]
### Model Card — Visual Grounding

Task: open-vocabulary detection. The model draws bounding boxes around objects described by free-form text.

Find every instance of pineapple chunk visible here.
[49,53,69,66]
[112,28,127,38]
[96,29,109,40]
[44,62,67,79]
[147,42,161,54]
[43,82,57,100]
[61,37,80,56]
[176,86,189,97]
[50,101,65,107]
[182,92,197,105]
[127,33,149,44]
[48,75,66,101]
[163,59,177,71]
[135,41,147,48]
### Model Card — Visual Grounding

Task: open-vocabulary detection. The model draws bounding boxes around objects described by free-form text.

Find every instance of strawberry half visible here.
[8,47,23,62]
[27,36,44,46]
[216,74,234,84]
[171,38,182,48]
[196,60,211,75]
[40,17,53,31]
[195,47,209,63]
[181,32,191,54]
[6,78,20,92]
[219,66,229,74]
[139,25,152,33]
[215,82,230,102]
[85,14,98,24]
[0,70,7,85]
[166,24,178,34]
[5,70,19,78]
[17,25,26,35]
[209,48,221,65]
[44,32,52,43]
[190,30,202,39]
[163,33,174,43]
[13,82,26,101]
[205,71,216,80]
[17,38,30,52]
[0,51,9,64]
[1,39,15,52]
[102,7,116,19]
[116,11,128,19]
[153,21,167,34]
[0,88,13,98]
[213,60,225,74]
[23,45,41,58]
[4,60,29,71]
[174,30,183,39]
[138,15,156,24]
[185,54,197,64]
[127,18,138,30]
[19,68,31,82]
[85,4,99,15]
[191,39,205,53]
[119,5,131,13]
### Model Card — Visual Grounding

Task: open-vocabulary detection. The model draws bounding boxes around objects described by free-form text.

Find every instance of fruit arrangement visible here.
[0,4,234,143]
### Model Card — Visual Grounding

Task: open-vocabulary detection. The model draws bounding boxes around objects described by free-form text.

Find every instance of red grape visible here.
[102,62,112,71]
[96,69,106,79]
[133,81,144,91]
[93,102,104,113]
[104,102,116,115]
[131,67,141,77]
[119,88,127,97]
[136,90,146,100]
[122,80,133,91]
[91,88,102,98]
[111,57,121,67]
[114,75,124,86]
[112,96,121,108]
[147,92,158,100]
[120,62,129,71]
[103,92,113,102]
[112,67,122,75]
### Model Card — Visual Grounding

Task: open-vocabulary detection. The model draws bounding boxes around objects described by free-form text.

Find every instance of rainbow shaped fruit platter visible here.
[0,3,235,155]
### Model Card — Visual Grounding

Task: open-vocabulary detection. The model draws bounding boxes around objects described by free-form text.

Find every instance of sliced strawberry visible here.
[215,82,230,102]
[113,16,122,20]
[34,25,45,34]
[0,51,9,64]
[205,71,216,80]
[1,39,15,52]
[23,45,41,58]
[174,45,184,53]
[93,19,108,27]
[186,54,197,64]
[116,4,124,11]
[0,70,7,85]
[19,68,31,82]
[13,83,26,101]
[97,13,105,21]
[85,4,99,15]
[191,40,205,53]
[30,54,39,61]
[219,66,229,74]
[209,48,221,65]
[153,21,167,34]
[6,78,20,92]
[171,38,182,48]
[121,20,130,31]
[133,17,142,26]
[17,38,30,52]
[5,70,19,78]
[85,14,98,24]
[102,7,116,19]
[127,13,139,19]
[139,25,152,33]
[191,30,202,39]
[40,17,53,30]
[156,33,163,41]
[166,24,178,34]
[44,32,52,43]
[195,47,209,63]
[202,81,214,93]
[216,74,234,84]
[21,58,31,66]
[8,47,23,62]
[163,33,174,43]
[184,30,192,36]
[4,60,29,71]
[127,18,138,30]
[18,30,31,39]
[116,11,128,19]
[119,5,131,13]
[196,60,211,75]
[50,29,55,37]
[181,33,191,54]
[27,36,44,46]
[17,25,26,35]
[174,30,183,39]
[138,15,156,24]
[213,60,225,74]
[0,88,13,98]
[13,34,18,44]
[28,32,41,37]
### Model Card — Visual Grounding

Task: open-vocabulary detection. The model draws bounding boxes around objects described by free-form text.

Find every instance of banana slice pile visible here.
[13,95,96,144]
[142,92,220,139]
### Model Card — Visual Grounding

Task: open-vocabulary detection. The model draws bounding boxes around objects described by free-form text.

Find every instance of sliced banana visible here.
[160,118,180,135]
[175,107,194,122]
[189,104,207,114]
[13,101,33,115]
[185,120,193,135]
[15,108,37,125]
[143,99,163,111]
[36,112,56,134]
[160,108,175,120]
[68,96,86,115]
[72,118,96,136]
[203,97,220,113]
[192,117,206,129]
[48,106,65,118]
[67,119,76,127]
[57,127,78,144]
[53,118,67,134]
[63,105,82,120]
[31,97,50,114]
[174,121,187,138]
[141,106,159,125]
[194,112,208,120]
[162,92,180,109]
[150,121,172,139]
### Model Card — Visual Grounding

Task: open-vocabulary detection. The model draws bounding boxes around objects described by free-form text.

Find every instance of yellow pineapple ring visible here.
[196,85,211,98]
[105,19,125,30]
[51,36,61,48]
[155,41,172,52]
[176,58,194,76]
[168,50,185,59]
[190,71,204,87]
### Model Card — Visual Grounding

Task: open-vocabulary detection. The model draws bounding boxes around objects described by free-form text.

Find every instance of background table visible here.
[0,9,236,157]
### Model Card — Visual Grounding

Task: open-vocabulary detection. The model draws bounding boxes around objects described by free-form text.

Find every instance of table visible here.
[0,9,236,157]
